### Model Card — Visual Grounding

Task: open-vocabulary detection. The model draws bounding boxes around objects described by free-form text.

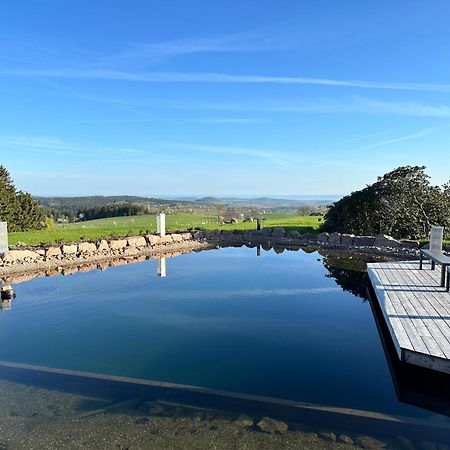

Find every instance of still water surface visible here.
[0,245,440,426]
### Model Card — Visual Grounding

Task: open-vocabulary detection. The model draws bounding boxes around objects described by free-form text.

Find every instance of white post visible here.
[429,226,444,251]
[157,213,166,237]
[0,222,8,255]
[157,257,167,278]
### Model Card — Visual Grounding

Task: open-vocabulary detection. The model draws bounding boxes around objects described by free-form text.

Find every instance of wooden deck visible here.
[368,260,450,374]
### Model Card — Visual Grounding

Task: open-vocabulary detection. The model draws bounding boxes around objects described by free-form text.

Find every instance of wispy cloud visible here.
[3,68,450,93]
[163,143,293,167]
[346,123,450,155]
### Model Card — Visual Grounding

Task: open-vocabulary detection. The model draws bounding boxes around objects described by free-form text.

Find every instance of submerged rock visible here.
[319,432,336,442]
[233,414,253,427]
[257,417,288,434]
[338,434,354,445]
[356,435,387,449]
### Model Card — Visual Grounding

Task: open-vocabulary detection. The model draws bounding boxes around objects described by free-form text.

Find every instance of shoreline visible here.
[0,228,429,284]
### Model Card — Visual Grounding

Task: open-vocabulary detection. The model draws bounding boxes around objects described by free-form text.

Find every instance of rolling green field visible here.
[9,213,323,246]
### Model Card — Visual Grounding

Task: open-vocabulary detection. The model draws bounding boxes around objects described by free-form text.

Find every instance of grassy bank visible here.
[8,213,322,246]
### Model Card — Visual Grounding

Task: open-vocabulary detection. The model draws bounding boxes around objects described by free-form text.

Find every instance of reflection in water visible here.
[2,245,450,448]
[157,257,167,278]
[0,284,16,310]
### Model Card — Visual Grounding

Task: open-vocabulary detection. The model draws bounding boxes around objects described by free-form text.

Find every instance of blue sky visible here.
[1,0,450,197]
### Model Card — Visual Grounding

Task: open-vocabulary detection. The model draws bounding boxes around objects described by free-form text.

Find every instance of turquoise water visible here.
[0,247,446,424]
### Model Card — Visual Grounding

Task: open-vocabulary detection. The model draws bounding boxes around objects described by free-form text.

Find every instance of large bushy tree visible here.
[0,165,45,231]
[323,166,450,240]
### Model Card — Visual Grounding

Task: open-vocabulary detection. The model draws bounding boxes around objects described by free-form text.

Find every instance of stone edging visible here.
[1,228,448,279]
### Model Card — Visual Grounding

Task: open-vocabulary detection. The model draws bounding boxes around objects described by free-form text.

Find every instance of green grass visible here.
[8,213,322,247]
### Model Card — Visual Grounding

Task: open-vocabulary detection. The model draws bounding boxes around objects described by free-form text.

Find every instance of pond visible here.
[0,246,450,449]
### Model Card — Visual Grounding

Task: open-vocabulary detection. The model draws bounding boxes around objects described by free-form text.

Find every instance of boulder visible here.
[109,239,128,250]
[171,234,183,243]
[62,244,77,255]
[180,233,192,241]
[192,231,204,240]
[374,234,400,249]
[317,232,329,244]
[127,236,147,248]
[400,240,420,250]
[355,435,386,449]
[328,232,341,246]
[2,249,41,262]
[45,247,62,258]
[353,236,375,247]
[338,434,354,445]
[78,242,97,254]
[146,235,161,246]
[261,228,272,237]
[96,240,110,252]
[123,247,139,257]
[204,229,221,238]
[257,417,288,434]
[220,230,234,237]
[288,230,300,239]
[341,234,354,246]
[159,235,173,244]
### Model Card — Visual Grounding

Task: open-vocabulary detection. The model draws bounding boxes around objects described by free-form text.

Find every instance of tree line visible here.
[0,166,45,231]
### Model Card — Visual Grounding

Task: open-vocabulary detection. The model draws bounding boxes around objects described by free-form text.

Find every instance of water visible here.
[0,246,450,449]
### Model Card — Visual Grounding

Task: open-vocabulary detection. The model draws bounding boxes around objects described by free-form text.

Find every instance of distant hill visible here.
[193,196,334,208]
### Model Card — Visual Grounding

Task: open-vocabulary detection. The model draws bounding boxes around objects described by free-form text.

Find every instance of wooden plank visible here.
[368,260,450,374]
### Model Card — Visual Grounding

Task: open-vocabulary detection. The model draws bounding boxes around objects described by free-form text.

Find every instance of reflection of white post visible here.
[0,222,8,255]
[157,257,167,278]
[430,226,444,251]
[157,213,166,237]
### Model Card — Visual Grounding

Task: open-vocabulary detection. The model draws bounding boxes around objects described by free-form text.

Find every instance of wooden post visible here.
[256,218,261,231]
[157,213,166,237]
[0,222,8,255]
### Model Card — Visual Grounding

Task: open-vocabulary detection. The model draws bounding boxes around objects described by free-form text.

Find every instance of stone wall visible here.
[1,227,448,277]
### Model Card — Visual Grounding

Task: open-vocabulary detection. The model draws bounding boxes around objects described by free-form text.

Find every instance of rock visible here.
[146,235,161,246]
[341,234,355,246]
[159,235,173,244]
[2,249,41,262]
[272,227,285,238]
[204,230,221,238]
[400,240,420,250]
[356,435,386,449]
[319,432,337,442]
[338,434,354,445]
[220,230,234,237]
[353,236,375,247]
[257,417,288,434]
[233,415,253,427]
[171,234,183,242]
[261,228,272,237]
[45,247,62,258]
[62,244,77,255]
[274,247,285,254]
[123,247,139,257]
[374,234,400,249]
[180,233,192,241]
[96,240,110,252]
[78,242,97,254]
[317,232,329,244]
[109,239,128,250]
[192,231,204,240]
[328,232,341,246]
[288,230,300,239]
[127,236,147,248]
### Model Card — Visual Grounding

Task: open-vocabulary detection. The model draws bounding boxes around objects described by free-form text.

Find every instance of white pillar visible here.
[0,222,8,254]
[430,226,444,251]
[157,213,166,237]
[157,257,167,278]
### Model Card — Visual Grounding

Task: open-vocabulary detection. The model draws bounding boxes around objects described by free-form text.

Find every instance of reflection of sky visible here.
[0,246,439,421]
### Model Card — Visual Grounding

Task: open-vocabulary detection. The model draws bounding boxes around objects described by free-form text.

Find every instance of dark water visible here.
[1,246,450,447]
